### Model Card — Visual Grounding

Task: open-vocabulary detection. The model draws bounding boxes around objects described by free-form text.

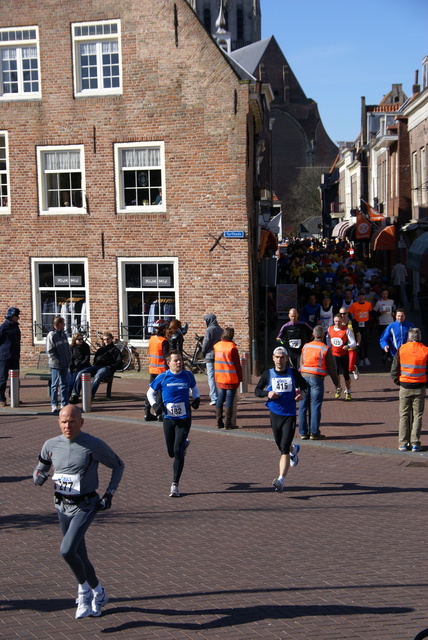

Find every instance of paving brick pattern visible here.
[1,370,427,639]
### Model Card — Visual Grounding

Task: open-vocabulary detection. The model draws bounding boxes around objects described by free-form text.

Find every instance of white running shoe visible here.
[289,443,300,468]
[90,587,109,617]
[272,477,284,492]
[364,358,371,366]
[75,590,92,619]
[209,400,216,405]
[51,405,58,414]
[169,482,180,497]
[353,367,359,380]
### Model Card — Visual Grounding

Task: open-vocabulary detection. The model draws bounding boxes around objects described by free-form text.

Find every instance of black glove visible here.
[152,403,163,417]
[191,397,200,410]
[97,492,113,511]
[34,471,49,486]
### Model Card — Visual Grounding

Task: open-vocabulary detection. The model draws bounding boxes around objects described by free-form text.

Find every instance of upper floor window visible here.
[0,27,40,100]
[72,20,122,97]
[0,132,9,213]
[37,145,86,215]
[114,141,165,213]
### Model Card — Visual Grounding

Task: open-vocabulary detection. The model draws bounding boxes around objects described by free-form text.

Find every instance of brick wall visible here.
[0,0,258,367]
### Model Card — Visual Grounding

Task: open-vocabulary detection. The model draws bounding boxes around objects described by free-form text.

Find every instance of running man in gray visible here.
[33,405,124,619]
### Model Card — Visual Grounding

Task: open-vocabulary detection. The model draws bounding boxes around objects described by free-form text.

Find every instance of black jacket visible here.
[0,319,21,366]
[94,343,123,372]
[70,342,91,374]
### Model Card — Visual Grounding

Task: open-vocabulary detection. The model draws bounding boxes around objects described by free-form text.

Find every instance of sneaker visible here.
[299,434,309,440]
[335,387,342,399]
[359,360,365,368]
[272,477,284,492]
[209,400,216,406]
[364,358,371,366]
[69,395,79,405]
[183,439,190,457]
[345,391,352,401]
[310,433,326,440]
[398,445,408,452]
[0,400,8,407]
[75,590,92,619]
[51,405,58,414]
[412,444,421,452]
[90,587,109,617]
[289,443,300,468]
[169,482,180,497]
[353,367,359,381]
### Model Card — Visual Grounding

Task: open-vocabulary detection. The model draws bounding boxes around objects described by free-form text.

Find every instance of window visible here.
[412,151,418,208]
[31,259,89,342]
[72,20,121,97]
[0,132,9,213]
[0,27,40,99]
[37,145,86,215]
[115,142,165,213]
[118,258,178,343]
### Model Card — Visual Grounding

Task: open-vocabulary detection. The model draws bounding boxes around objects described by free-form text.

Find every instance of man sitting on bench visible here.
[69,332,122,403]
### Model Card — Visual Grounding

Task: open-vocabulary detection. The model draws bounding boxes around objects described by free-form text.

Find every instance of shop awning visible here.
[370,225,397,251]
[331,220,350,237]
[407,232,428,276]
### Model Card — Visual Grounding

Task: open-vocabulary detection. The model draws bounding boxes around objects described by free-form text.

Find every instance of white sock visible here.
[278,476,284,482]
[78,581,90,594]
[92,582,103,594]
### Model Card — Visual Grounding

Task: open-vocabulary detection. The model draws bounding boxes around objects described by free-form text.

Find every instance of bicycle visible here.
[182,334,206,374]
[82,329,136,372]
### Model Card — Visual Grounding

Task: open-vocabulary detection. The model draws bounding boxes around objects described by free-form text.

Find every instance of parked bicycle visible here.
[182,334,206,374]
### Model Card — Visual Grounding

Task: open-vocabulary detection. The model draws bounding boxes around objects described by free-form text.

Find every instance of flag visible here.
[355,210,372,240]
[361,199,385,223]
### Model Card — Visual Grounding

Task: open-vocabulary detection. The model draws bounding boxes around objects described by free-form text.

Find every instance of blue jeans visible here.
[51,367,70,407]
[216,387,236,409]
[298,375,324,436]
[206,360,218,403]
[72,365,112,398]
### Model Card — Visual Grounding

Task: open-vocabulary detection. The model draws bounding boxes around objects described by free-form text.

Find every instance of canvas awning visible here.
[331,220,350,237]
[408,232,428,278]
[370,225,397,251]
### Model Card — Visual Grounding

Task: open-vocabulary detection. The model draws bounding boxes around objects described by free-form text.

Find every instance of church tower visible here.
[190,0,261,51]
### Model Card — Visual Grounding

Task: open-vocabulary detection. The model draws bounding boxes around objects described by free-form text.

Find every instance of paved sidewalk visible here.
[1,368,428,640]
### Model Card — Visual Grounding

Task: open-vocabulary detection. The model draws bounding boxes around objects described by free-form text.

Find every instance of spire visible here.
[214,0,231,53]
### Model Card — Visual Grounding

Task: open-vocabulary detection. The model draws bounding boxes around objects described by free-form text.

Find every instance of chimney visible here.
[413,69,421,95]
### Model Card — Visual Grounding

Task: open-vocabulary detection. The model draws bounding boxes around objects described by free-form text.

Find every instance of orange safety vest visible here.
[214,341,239,386]
[398,341,428,384]
[328,326,348,358]
[300,340,328,376]
[148,335,168,374]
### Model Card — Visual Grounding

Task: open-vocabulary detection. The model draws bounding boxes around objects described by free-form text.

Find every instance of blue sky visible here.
[261,0,428,144]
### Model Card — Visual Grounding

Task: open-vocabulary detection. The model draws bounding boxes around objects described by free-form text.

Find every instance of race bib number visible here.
[272,376,293,393]
[165,402,186,417]
[289,339,301,349]
[384,306,391,313]
[52,473,81,495]
[358,321,365,327]
[331,337,343,347]
[309,315,315,323]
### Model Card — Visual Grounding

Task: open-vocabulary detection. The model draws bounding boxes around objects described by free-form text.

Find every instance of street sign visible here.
[223,230,245,238]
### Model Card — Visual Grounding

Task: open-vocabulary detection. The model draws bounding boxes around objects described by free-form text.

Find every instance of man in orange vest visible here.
[213,327,242,429]
[298,325,339,440]
[391,327,428,452]
[145,319,169,422]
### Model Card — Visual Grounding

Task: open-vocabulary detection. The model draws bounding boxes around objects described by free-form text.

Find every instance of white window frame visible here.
[114,141,166,213]
[0,26,41,100]
[412,151,419,208]
[118,257,179,346]
[72,20,122,98]
[37,145,87,215]
[31,257,90,345]
[0,131,10,214]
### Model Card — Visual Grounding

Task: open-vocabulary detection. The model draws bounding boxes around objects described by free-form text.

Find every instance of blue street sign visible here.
[223,230,245,238]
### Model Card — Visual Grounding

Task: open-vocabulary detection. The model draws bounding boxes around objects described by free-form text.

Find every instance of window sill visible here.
[39,209,88,216]
[74,88,122,99]
[117,206,166,215]
[0,94,41,101]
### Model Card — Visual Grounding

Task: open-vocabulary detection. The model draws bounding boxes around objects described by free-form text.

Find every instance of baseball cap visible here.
[5,307,20,319]
[273,346,288,356]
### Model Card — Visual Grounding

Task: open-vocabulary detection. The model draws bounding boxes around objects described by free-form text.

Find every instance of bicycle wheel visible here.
[193,348,207,374]
[182,350,193,372]
[116,342,133,371]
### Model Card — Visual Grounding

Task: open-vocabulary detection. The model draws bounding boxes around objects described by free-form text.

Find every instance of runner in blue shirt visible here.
[148,350,200,497]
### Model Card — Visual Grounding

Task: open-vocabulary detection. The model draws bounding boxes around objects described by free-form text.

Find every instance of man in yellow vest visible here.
[145,319,169,422]
[298,325,338,440]
[391,327,428,452]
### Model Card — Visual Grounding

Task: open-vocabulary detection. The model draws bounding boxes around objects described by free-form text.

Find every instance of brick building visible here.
[0,0,272,367]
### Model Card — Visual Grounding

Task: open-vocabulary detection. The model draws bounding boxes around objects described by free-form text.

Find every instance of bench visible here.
[25,352,120,399]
